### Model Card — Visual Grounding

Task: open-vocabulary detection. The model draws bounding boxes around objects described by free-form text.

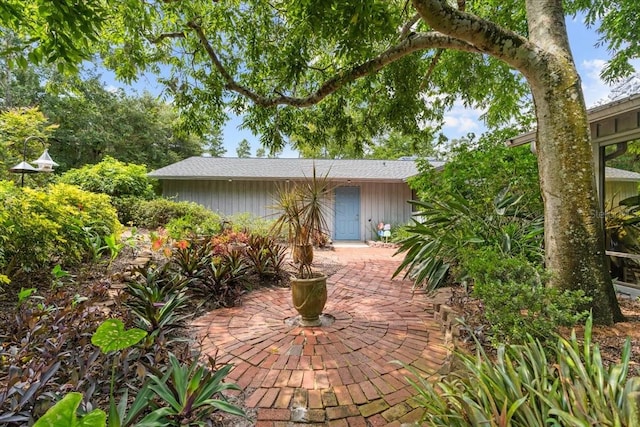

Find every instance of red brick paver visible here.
[192,246,451,425]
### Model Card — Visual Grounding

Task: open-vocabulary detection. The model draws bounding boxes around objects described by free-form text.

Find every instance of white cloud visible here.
[582,58,607,80]
[442,101,485,139]
[578,58,613,107]
[578,58,640,107]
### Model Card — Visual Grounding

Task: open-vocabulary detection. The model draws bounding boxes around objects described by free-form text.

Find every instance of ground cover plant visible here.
[0,203,288,425]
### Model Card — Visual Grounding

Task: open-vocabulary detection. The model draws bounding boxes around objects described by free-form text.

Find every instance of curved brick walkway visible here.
[192,247,451,426]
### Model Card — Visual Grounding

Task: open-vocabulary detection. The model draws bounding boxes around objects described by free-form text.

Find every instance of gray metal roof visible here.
[148,157,443,182]
[605,167,640,182]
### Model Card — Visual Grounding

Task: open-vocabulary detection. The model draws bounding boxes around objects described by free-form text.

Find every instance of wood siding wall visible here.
[160,179,415,241]
[605,181,640,207]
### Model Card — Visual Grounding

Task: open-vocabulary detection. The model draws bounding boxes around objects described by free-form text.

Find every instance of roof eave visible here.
[148,175,416,183]
[506,94,640,147]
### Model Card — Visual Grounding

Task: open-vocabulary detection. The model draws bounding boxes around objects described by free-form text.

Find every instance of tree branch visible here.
[398,13,420,40]
[417,0,465,89]
[188,21,481,108]
[412,0,538,70]
[149,31,185,43]
[419,49,444,90]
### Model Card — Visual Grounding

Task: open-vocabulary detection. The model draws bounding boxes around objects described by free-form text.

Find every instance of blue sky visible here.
[103,16,635,158]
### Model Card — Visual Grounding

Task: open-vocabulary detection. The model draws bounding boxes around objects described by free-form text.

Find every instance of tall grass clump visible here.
[409,316,640,426]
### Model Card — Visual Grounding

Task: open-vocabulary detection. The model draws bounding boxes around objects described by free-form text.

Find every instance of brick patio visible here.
[192,247,452,426]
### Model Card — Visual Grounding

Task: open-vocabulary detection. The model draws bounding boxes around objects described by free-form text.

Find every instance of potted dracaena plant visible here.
[270,166,333,326]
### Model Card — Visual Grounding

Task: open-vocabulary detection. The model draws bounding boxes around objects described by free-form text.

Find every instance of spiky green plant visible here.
[142,354,245,426]
[269,166,333,278]
[408,316,640,426]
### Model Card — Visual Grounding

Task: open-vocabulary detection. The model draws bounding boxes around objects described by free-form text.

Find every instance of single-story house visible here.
[148,157,444,242]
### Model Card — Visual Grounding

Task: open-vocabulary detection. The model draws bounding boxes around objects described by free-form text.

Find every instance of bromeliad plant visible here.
[142,353,246,426]
[197,252,249,307]
[409,316,640,426]
[124,263,192,342]
[170,238,213,280]
[244,234,287,279]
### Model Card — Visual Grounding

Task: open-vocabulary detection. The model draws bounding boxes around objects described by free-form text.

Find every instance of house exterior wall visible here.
[356,181,414,241]
[605,181,639,208]
[160,179,415,241]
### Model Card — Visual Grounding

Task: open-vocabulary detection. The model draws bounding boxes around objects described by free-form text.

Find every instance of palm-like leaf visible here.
[143,354,245,425]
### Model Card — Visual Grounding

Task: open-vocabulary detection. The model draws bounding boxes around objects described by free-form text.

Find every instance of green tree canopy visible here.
[92,0,639,323]
[0,106,56,183]
[5,0,639,323]
[42,76,205,171]
[0,0,106,71]
[236,138,251,158]
[0,67,205,171]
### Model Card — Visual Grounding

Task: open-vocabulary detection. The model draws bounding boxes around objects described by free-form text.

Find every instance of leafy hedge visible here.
[58,156,155,199]
[0,181,120,276]
[132,198,222,234]
[459,247,589,344]
[58,156,156,224]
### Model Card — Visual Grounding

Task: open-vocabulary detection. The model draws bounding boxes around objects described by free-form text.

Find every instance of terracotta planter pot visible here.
[291,273,327,327]
[293,243,313,265]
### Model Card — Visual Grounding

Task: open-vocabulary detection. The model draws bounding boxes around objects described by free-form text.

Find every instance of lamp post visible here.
[9,136,59,187]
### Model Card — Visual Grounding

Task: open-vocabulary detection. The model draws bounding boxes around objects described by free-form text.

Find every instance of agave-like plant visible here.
[408,316,640,426]
[141,354,245,426]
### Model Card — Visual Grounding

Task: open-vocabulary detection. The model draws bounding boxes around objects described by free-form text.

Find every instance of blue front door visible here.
[335,186,360,240]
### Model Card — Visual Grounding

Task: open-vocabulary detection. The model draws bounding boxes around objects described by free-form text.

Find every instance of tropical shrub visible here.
[168,232,284,304]
[410,316,640,426]
[47,183,121,237]
[58,156,156,224]
[393,188,543,291]
[132,198,221,231]
[244,234,287,279]
[58,156,155,199]
[459,247,590,344]
[143,354,245,425]
[112,195,144,225]
[169,238,213,281]
[226,212,274,237]
[398,130,543,291]
[0,181,120,277]
[166,214,223,239]
[197,252,249,307]
[124,262,193,343]
[410,130,541,215]
[210,230,250,254]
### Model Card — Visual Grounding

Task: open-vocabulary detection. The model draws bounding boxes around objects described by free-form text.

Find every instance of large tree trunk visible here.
[525,0,623,324]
